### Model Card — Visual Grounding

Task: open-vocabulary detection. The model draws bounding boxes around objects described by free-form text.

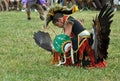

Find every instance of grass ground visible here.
[0,10,120,81]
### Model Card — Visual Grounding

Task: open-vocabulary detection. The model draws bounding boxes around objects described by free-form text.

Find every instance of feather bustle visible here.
[92,4,114,62]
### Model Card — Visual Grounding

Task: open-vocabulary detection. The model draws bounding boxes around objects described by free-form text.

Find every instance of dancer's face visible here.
[54,18,64,28]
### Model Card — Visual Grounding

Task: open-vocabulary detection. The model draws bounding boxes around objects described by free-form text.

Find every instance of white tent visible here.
[114,0,120,5]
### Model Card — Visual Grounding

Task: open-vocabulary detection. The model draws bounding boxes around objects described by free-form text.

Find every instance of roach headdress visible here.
[45,5,78,27]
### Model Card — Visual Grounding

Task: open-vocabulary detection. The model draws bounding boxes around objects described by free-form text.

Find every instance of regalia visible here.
[33,4,114,68]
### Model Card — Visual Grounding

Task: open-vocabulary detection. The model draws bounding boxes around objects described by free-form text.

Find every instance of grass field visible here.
[0,10,120,81]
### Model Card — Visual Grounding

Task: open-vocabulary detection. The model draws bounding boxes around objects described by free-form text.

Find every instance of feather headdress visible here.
[45,5,78,27]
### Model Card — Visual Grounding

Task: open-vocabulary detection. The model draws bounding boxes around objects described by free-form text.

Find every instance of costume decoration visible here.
[53,34,71,54]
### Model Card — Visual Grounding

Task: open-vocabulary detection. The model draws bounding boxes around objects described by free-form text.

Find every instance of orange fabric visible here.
[51,52,60,65]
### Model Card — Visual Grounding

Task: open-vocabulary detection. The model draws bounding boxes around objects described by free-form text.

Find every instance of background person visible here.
[21,0,45,20]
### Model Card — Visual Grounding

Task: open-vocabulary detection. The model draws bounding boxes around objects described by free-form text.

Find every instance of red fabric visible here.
[51,52,60,65]
[78,39,96,66]
[52,38,107,68]
[94,60,107,68]
[78,39,106,68]
[64,57,73,66]
[63,15,68,24]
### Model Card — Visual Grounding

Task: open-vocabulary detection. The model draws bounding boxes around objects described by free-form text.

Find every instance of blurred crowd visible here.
[0,0,120,12]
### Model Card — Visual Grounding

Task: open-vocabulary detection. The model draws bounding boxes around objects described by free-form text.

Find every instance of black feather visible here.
[33,31,52,52]
[92,4,114,62]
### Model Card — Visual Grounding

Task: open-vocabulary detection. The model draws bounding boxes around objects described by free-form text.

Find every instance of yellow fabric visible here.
[72,6,79,13]
[49,10,54,16]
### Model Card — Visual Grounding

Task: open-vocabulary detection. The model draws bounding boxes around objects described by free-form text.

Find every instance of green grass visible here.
[0,10,120,81]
